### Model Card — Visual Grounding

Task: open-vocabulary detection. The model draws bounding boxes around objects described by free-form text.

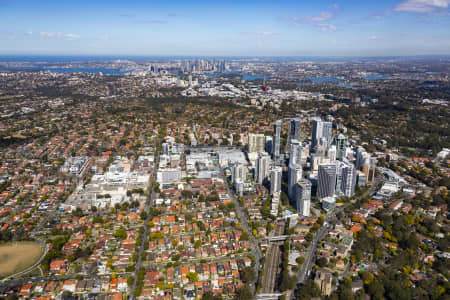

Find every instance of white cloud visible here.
[40,31,57,38]
[305,12,334,23]
[286,12,334,24]
[394,0,450,13]
[369,35,378,40]
[316,23,337,32]
[242,30,279,37]
[64,33,80,40]
[119,13,136,18]
[282,10,338,32]
[39,32,80,40]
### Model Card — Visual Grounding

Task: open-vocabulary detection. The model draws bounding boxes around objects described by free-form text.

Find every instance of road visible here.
[0,272,133,290]
[341,261,351,278]
[289,215,331,300]
[296,218,329,286]
[143,254,254,269]
[291,174,386,299]
[299,170,384,285]
[129,151,159,299]
[221,171,262,293]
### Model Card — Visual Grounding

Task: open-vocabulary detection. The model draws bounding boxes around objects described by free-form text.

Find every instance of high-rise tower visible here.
[273,120,282,160]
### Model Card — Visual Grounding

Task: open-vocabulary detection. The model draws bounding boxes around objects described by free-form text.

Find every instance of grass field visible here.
[0,242,43,277]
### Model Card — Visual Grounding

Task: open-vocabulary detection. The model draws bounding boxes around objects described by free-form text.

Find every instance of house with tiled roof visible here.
[61,280,77,293]
[19,283,34,297]
[50,259,67,274]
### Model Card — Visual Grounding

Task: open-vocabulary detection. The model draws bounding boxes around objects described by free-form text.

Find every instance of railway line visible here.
[260,221,285,294]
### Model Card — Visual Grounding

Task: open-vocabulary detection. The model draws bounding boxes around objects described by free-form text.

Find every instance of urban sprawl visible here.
[0,57,449,300]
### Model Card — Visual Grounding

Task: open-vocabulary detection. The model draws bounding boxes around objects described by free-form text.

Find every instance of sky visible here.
[0,0,450,56]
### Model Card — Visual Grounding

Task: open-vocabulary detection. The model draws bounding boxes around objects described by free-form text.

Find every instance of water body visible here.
[364,74,389,80]
[296,82,310,86]
[242,74,270,81]
[0,66,128,75]
[308,76,342,83]
[202,71,240,78]
[202,72,270,81]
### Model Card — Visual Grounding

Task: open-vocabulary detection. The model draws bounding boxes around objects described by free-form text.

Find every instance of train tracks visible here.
[260,221,285,294]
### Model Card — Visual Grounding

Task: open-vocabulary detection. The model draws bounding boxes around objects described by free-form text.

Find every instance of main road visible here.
[221,171,262,293]
[129,151,159,299]
[0,272,133,290]
[296,218,330,286]
[291,172,386,299]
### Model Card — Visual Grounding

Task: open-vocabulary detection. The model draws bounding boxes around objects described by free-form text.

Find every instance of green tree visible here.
[234,285,253,300]
[367,279,385,300]
[194,240,202,249]
[114,228,127,240]
[202,291,222,300]
[240,267,256,283]
[240,231,250,241]
[296,279,321,300]
[296,256,305,266]
[187,272,199,282]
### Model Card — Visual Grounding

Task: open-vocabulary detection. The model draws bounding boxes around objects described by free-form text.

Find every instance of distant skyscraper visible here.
[288,164,302,200]
[323,122,333,145]
[312,118,332,151]
[327,145,337,161]
[255,153,270,184]
[311,118,322,150]
[265,136,273,154]
[335,134,347,161]
[289,117,301,146]
[355,146,367,170]
[296,179,311,217]
[273,120,282,160]
[336,161,357,197]
[318,163,337,199]
[248,133,265,153]
[270,166,282,195]
[289,139,302,167]
[357,171,367,187]
[367,158,377,185]
[356,146,376,186]
[232,163,246,184]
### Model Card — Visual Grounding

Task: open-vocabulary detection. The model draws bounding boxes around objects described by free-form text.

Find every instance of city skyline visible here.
[1,0,450,56]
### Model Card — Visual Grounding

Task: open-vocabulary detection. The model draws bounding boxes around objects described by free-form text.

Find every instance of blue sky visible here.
[0,0,450,56]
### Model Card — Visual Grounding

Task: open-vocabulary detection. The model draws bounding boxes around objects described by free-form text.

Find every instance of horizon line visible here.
[1,53,450,58]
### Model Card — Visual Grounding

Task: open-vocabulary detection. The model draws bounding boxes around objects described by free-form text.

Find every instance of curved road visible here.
[2,239,48,281]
